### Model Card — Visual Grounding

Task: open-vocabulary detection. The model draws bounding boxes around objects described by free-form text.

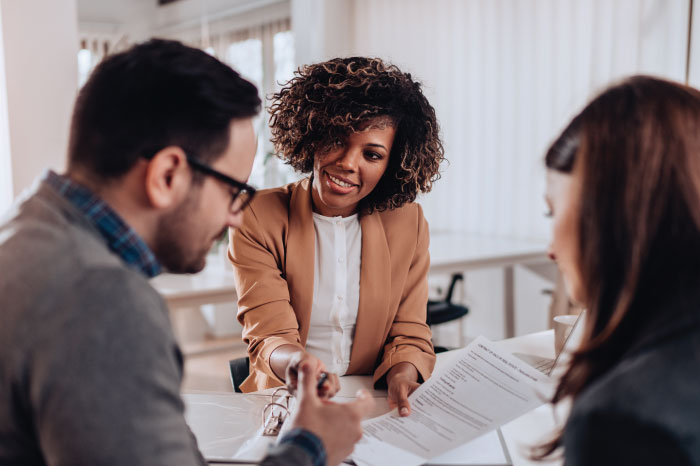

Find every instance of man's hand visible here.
[387,362,420,417]
[288,362,375,466]
[286,352,340,399]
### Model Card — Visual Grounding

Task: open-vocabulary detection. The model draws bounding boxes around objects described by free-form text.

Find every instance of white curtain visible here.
[166,18,298,189]
[349,0,689,240]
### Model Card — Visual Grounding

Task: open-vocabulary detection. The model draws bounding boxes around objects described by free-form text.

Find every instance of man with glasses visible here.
[0,39,372,466]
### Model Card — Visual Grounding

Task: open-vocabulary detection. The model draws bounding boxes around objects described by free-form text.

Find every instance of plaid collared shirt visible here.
[45,171,161,278]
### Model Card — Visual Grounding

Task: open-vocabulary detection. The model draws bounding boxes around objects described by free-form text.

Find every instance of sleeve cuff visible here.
[279,428,327,466]
[373,348,436,388]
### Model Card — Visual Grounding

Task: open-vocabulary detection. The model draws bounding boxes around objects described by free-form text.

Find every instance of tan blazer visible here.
[229,178,435,392]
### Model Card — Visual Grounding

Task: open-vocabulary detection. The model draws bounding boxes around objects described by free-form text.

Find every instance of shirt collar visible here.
[44,171,162,277]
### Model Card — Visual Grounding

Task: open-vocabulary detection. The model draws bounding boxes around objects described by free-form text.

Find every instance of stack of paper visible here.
[352,336,554,466]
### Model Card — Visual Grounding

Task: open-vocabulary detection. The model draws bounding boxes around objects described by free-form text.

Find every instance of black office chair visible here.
[229,356,250,393]
[427,273,469,353]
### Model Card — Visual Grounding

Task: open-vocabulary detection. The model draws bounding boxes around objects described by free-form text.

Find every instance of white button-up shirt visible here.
[305,212,362,375]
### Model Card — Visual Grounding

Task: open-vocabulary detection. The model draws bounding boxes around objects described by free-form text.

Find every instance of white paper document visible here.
[352,336,553,466]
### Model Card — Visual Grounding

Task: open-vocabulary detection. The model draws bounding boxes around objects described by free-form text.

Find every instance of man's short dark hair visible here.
[67,39,261,178]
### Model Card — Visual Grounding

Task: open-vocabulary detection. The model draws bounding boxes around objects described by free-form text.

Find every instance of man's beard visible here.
[152,193,213,274]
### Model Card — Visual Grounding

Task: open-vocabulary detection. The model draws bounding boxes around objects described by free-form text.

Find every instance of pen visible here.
[316,371,328,391]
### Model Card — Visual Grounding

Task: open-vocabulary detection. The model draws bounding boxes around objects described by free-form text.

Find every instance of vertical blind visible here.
[350,0,689,240]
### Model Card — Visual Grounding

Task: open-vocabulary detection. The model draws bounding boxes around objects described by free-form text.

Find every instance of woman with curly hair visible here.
[228,57,445,415]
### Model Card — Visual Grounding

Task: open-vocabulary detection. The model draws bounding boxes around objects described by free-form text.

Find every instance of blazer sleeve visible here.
[563,408,692,466]
[373,204,436,385]
[229,205,304,390]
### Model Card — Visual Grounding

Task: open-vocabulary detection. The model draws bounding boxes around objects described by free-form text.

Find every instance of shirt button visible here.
[335,358,342,364]
[338,257,344,263]
[337,295,343,301]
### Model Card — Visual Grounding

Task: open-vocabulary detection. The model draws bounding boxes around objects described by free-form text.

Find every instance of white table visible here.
[153,233,550,337]
[151,264,236,310]
[184,330,562,466]
[429,233,549,338]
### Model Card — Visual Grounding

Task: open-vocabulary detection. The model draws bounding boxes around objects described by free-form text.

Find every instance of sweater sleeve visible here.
[261,428,326,466]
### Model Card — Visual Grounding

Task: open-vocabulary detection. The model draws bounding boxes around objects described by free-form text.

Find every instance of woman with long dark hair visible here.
[542,76,700,464]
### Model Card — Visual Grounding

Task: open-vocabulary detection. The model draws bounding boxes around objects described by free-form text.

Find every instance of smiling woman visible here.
[228,57,445,416]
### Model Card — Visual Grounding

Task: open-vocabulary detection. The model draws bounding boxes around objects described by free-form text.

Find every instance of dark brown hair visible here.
[68,39,260,179]
[268,57,445,213]
[538,75,700,457]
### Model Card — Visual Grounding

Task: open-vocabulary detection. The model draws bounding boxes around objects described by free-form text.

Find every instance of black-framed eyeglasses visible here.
[184,155,256,214]
[141,149,256,213]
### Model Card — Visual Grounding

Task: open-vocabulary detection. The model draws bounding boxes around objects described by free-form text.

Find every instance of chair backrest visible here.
[444,273,463,303]
[229,357,250,393]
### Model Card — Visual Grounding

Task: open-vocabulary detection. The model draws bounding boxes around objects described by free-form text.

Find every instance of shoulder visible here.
[371,202,428,245]
[1,183,126,276]
[242,179,310,228]
[565,331,700,464]
[572,329,700,417]
[373,202,426,228]
[249,182,296,212]
[1,192,170,349]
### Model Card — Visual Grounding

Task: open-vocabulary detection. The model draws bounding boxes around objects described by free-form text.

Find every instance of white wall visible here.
[347,0,688,240]
[0,0,79,200]
[688,0,700,88]
[0,4,12,213]
[292,0,691,340]
[291,0,353,67]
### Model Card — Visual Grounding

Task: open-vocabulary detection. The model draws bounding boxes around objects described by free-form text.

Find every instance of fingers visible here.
[287,353,326,396]
[389,382,410,416]
[296,361,320,406]
[350,389,376,419]
[285,366,300,395]
[318,372,341,399]
[397,392,411,417]
[388,380,419,417]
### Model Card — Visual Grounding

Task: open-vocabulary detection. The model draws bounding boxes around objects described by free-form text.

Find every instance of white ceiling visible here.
[77,0,154,25]
[76,0,287,39]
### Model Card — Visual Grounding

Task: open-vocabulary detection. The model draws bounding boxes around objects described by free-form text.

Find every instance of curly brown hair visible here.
[269,57,445,213]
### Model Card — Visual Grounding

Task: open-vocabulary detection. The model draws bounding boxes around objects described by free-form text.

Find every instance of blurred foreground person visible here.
[542,76,700,465]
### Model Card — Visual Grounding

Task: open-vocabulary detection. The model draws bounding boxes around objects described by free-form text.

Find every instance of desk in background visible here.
[154,233,550,338]
[429,232,549,338]
[184,330,561,466]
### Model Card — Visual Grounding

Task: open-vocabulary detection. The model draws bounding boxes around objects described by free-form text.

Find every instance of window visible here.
[216,22,298,189]
[76,21,297,191]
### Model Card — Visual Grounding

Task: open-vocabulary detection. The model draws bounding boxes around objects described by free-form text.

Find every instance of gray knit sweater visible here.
[0,179,315,466]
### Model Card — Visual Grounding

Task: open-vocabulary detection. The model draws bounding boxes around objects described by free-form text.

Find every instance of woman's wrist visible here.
[386,361,419,385]
[270,345,306,381]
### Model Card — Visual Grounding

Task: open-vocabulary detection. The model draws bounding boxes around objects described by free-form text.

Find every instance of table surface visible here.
[428,232,548,273]
[183,330,562,466]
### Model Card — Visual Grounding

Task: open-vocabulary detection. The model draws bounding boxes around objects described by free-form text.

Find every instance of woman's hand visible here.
[285,351,341,399]
[387,362,420,417]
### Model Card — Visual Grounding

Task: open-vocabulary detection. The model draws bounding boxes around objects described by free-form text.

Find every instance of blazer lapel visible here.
[285,178,316,345]
[347,212,392,374]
